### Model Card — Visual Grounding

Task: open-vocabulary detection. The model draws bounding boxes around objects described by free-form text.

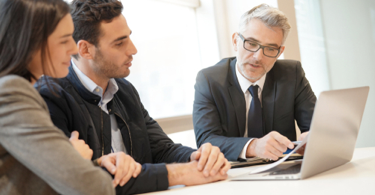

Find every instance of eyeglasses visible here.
[238,33,281,58]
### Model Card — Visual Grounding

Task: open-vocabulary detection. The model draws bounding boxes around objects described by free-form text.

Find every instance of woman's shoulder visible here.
[0,75,45,106]
[0,75,33,90]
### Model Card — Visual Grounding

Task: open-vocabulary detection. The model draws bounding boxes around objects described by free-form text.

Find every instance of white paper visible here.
[249,135,308,174]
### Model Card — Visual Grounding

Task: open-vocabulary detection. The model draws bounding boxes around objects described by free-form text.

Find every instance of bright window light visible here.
[64,0,203,119]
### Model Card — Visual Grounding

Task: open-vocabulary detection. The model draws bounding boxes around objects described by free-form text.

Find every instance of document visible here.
[230,157,270,168]
[249,135,308,174]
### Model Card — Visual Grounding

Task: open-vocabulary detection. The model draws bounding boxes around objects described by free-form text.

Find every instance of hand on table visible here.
[190,143,231,177]
[97,152,142,187]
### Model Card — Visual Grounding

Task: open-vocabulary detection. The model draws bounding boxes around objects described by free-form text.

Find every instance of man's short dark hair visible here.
[70,0,123,59]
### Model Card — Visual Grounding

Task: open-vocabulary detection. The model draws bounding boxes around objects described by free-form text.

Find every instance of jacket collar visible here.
[227,58,247,136]
[66,65,102,105]
[228,58,242,90]
[262,63,276,134]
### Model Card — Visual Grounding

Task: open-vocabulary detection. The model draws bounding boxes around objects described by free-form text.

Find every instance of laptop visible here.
[232,86,369,181]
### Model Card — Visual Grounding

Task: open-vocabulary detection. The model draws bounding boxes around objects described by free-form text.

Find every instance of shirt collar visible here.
[71,60,119,98]
[235,61,266,94]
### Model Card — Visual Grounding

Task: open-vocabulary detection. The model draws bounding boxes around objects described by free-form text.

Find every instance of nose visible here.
[127,38,137,56]
[252,47,264,61]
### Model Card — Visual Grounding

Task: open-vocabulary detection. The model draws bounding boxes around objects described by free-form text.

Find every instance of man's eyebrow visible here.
[247,37,280,48]
[112,31,132,43]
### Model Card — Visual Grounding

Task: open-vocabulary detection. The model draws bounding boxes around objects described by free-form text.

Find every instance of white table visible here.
[141,147,375,195]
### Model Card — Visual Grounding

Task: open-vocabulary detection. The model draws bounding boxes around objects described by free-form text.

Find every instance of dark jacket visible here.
[37,66,195,195]
[193,57,316,161]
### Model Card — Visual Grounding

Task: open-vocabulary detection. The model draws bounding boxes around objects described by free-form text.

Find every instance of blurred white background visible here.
[64,0,375,148]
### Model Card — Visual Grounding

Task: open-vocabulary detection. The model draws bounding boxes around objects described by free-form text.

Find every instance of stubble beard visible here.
[239,62,267,82]
[93,49,130,79]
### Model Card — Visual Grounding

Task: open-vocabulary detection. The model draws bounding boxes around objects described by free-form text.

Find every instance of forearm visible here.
[166,163,186,186]
[166,161,228,187]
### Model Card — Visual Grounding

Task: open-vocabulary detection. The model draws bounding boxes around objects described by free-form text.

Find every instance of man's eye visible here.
[248,42,258,47]
[116,42,123,47]
[60,40,69,44]
[266,47,276,52]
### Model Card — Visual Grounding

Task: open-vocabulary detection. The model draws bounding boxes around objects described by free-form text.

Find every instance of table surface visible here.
[141,147,375,195]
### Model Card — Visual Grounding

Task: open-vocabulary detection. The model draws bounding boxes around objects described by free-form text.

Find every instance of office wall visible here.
[319,0,375,147]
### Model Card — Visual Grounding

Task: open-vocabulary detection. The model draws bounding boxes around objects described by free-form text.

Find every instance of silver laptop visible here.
[232,86,369,180]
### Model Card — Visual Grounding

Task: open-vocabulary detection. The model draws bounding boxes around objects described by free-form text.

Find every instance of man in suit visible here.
[193,4,316,161]
[37,0,230,194]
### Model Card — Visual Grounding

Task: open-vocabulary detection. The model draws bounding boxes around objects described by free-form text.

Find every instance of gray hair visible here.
[239,4,291,45]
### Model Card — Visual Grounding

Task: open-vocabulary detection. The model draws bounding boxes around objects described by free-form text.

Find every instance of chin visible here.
[121,70,130,78]
[244,73,263,82]
[113,71,130,78]
[55,71,69,78]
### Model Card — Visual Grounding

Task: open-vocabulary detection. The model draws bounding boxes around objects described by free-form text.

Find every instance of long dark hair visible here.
[0,0,70,81]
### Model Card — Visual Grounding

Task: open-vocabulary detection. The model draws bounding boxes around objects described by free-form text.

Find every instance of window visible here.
[293,0,330,95]
[122,0,204,119]
[64,0,211,119]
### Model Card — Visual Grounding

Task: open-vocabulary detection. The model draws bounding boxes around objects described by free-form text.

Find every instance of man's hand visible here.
[190,143,231,177]
[167,161,227,186]
[296,131,309,155]
[69,131,93,160]
[246,131,294,160]
[97,152,142,188]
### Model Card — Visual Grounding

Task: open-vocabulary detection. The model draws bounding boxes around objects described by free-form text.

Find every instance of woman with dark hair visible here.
[0,0,132,194]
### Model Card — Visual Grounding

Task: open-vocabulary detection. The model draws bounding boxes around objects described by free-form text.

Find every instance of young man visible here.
[193,4,316,161]
[38,0,230,194]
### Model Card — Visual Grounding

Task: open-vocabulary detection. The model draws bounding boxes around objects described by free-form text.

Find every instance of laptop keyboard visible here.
[269,164,302,175]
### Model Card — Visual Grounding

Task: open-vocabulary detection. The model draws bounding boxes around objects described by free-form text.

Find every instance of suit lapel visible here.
[227,59,246,136]
[262,67,276,134]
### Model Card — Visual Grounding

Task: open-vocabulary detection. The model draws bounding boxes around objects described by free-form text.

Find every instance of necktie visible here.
[247,85,263,137]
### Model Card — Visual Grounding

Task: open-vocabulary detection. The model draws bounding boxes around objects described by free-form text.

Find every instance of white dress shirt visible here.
[72,61,126,154]
[235,63,266,159]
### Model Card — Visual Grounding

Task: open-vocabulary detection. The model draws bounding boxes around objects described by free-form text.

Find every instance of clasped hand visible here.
[69,131,141,187]
[190,143,231,177]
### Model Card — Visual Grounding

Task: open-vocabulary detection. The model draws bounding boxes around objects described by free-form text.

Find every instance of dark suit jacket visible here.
[193,57,316,161]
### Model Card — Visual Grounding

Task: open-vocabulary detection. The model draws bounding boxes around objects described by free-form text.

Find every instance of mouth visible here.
[124,61,132,67]
[248,63,261,68]
[124,57,133,67]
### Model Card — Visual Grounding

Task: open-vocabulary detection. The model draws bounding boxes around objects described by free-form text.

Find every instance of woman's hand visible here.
[69,131,93,160]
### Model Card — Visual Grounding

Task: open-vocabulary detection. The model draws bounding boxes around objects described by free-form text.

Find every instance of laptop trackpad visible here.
[268,161,302,175]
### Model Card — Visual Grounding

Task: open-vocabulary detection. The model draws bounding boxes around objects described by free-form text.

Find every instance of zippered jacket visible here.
[36,66,196,194]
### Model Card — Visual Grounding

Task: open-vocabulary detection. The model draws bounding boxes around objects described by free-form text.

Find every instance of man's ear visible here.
[278,46,286,58]
[77,40,95,60]
[232,32,239,52]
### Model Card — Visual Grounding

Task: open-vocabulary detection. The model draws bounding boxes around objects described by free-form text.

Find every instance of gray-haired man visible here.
[193,4,316,161]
